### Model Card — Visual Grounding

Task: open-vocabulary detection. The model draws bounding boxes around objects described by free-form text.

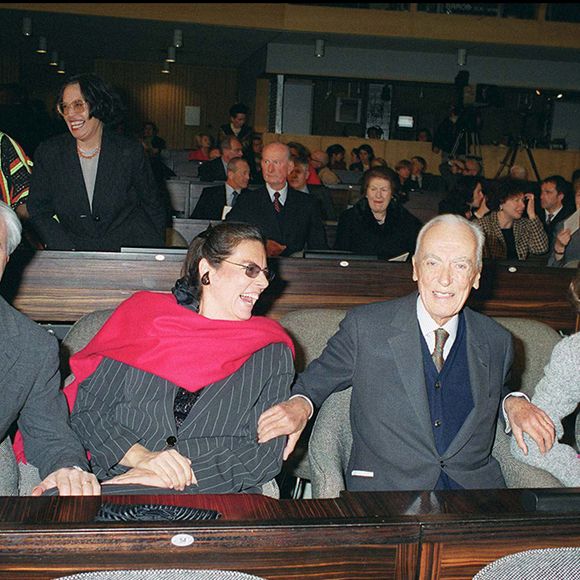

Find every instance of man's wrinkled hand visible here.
[103,467,192,489]
[505,397,555,455]
[31,467,101,496]
[258,398,311,460]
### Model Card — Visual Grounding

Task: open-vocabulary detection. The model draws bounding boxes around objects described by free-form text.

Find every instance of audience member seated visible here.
[188,133,213,162]
[288,156,335,221]
[439,175,489,221]
[326,144,347,171]
[463,157,483,177]
[548,182,580,268]
[0,202,99,496]
[217,103,253,148]
[334,167,421,260]
[349,144,374,172]
[417,128,432,143]
[511,274,580,486]
[28,73,166,252]
[286,141,321,185]
[409,156,440,192]
[244,133,264,185]
[477,179,548,261]
[191,158,250,221]
[198,135,243,183]
[439,158,466,192]
[258,214,553,492]
[0,130,32,221]
[395,159,412,198]
[539,175,574,248]
[371,157,388,168]
[310,150,340,186]
[366,125,384,140]
[68,223,294,494]
[141,121,168,187]
[509,164,529,181]
[227,142,328,257]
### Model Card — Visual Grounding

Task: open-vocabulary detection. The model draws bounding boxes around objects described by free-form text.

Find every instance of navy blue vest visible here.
[420,313,474,489]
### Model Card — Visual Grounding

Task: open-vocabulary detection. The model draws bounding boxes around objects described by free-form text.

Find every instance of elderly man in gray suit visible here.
[258,214,555,491]
[0,202,99,496]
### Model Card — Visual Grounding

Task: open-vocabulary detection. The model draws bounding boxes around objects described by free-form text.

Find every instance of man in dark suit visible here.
[539,175,573,248]
[226,142,328,256]
[0,202,99,496]
[191,158,250,220]
[258,215,555,491]
[198,135,243,183]
[288,156,336,221]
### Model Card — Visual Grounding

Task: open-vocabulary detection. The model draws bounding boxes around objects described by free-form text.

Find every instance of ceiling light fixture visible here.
[535,89,542,96]
[173,29,183,48]
[36,36,47,54]
[161,62,170,74]
[57,60,66,74]
[49,51,59,66]
[22,17,32,37]
[315,39,325,58]
[556,93,563,99]
[166,46,176,63]
[457,48,467,67]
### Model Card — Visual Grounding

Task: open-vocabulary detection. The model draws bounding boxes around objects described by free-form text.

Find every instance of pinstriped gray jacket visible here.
[70,342,294,493]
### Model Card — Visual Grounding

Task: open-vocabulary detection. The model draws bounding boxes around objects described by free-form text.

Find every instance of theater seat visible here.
[55,570,266,580]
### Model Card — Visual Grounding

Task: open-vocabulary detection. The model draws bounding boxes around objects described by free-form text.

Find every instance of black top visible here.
[334,197,422,260]
[501,228,518,260]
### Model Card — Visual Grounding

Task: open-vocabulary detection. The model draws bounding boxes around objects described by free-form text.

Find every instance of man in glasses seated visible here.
[65,223,295,494]
[226,142,328,256]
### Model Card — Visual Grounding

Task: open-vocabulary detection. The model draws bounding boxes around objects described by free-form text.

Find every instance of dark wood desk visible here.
[0,490,578,579]
[0,250,576,332]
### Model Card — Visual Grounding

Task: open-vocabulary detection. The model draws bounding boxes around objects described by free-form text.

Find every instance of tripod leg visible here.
[525,146,541,181]
[495,146,515,179]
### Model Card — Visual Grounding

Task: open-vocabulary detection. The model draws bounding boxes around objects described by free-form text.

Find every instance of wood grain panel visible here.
[95,59,238,148]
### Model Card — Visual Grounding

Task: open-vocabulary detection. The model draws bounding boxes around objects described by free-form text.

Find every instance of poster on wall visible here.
[366,83,392,140]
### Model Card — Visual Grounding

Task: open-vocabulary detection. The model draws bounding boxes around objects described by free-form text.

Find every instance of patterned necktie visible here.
[432,328,449,373]
[231,191,239,206]
[546,213,553,225]
[273,191,282,213]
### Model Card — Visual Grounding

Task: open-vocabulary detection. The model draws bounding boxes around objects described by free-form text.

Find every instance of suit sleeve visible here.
[190,343,294,493]
[18,335,89,478]
[305,197,328,250]
[292,311,357,408]
[27,142,76,250]
[334,210,353,250]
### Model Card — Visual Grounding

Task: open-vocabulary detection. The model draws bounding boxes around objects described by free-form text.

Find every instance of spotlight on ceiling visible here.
[161,62,170,74]
[173,29,183,48]
[166,46,176,63]
[57,60,66,74]
[315,39,325,58]
[49,51,59,66]
[36,36,47,54]
[535,89,542,96]
[22,17,32,37]
[556,93,563,99]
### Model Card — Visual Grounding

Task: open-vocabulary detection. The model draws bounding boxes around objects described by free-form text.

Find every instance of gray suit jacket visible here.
[0,297,88,478]
[71,342,294,493]
[293,293,513,491]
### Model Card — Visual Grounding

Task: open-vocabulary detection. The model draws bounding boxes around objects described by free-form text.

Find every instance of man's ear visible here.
[411,256,418,282]
[472,270,481,290]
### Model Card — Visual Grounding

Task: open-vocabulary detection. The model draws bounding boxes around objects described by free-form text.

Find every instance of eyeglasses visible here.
[222,260,275,282]
[57,99,88,116]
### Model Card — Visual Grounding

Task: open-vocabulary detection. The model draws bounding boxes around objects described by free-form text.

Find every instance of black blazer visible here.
[190,185,249,220]
[28,130,166,251]
[335,198,421,259]
[307,184,336,221]
[198,157,227,182]
[226,186,328,256]
[539,206,574,246]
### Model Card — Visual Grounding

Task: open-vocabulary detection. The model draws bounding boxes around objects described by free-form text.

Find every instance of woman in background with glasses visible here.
[28,73,167,251]
[334,167,422,260]
[67,223,294,494]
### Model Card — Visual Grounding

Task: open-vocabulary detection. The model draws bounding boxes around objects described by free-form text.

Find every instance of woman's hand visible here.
[553,228,571,259]
[524,192,536,219]
[121,444,196,491]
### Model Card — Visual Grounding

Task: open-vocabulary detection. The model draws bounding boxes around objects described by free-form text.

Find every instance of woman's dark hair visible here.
[453,175,484,206]
[358,144,375,161]
[57,73,125,125]
[486,178,527,212]
[172,223,266,308]
[229,103,250,118]
[361,166,399,198]
[326,144,345,157]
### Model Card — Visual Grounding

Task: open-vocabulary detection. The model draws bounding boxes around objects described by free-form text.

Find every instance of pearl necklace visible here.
[77,145,101,159]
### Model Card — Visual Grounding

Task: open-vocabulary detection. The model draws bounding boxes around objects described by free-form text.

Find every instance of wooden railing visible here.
[0,249,576,332]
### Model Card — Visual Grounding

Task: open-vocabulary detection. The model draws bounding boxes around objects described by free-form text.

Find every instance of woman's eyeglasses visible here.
[222,260,275,282]
[57,99,88,116]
